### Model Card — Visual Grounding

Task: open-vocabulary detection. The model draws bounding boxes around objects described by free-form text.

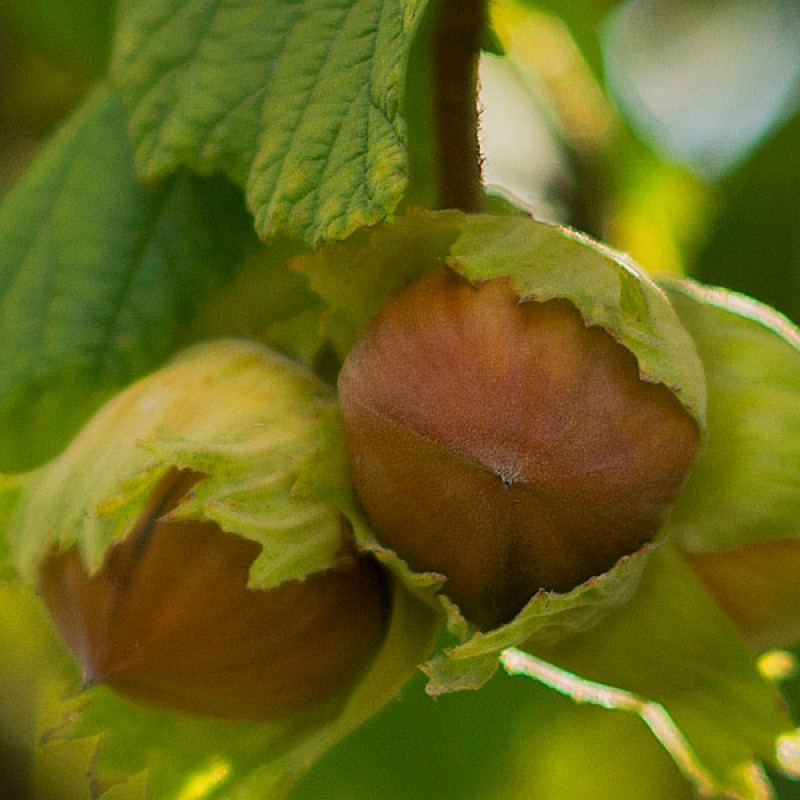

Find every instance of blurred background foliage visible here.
[1,0,800,797]
[0,0,115,193]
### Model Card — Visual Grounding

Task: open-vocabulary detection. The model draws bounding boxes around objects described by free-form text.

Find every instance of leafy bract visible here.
[510,543,795,800]
[663,279,800,552]
[447,216,706,424]
[295,210,706,429]
[112,0,428,245]
[0,85,249,472]
[659,279,800,650]
[8,340,343,587]
[421,548,653,696]
[291,208,462,357]
[297,209,707,679]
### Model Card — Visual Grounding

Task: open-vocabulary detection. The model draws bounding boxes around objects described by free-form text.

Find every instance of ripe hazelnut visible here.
[338,267,700,629]
[39,469,389,720]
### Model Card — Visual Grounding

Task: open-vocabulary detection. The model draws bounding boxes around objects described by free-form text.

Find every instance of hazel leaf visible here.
[513,542,795,800]
[112,0,428,245]
[0,84,250,473]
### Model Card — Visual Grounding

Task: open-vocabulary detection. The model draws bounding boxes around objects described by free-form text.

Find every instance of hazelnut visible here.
[39,469,389,721]
[338,267,700,629]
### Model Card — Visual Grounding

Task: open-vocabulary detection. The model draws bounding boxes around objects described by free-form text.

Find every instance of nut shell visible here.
[338,267,700,628]
[39,470,390,720]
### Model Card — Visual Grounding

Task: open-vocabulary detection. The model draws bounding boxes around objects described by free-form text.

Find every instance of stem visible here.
[431,0,486,212]
[499,648,718,798]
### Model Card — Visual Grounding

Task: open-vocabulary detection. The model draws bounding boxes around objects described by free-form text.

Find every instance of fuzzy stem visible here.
[431,0,487,212]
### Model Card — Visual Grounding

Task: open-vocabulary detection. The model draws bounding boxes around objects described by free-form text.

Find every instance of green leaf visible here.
[663,279,800,552]
[112,0,429,245]
[509,542,795,800]
[0,85,250,472]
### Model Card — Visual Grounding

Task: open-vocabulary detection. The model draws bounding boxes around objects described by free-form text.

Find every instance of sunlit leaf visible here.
[112,0,428,245]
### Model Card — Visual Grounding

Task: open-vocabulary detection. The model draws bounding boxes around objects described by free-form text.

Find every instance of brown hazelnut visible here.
[338,267,700,629]
[39,469,389,721]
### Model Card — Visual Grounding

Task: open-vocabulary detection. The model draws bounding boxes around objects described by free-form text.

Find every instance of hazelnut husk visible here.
[39,469,390,721]
[338,267,701,629]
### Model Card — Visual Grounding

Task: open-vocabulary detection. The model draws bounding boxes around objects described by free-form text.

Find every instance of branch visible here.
[432,0,487,212]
